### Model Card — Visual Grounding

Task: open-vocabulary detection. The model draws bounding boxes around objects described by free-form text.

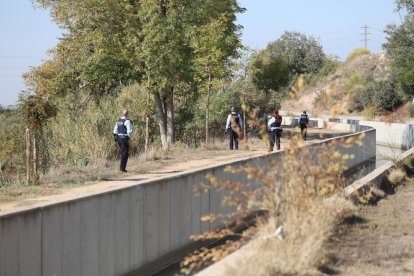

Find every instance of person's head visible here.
[231,106,235,112]
[273,110,279,116]
[123,110,129,118]
[303,110,307,114]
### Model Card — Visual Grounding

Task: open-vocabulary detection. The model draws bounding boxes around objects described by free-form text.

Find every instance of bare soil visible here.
[327,179,414,275]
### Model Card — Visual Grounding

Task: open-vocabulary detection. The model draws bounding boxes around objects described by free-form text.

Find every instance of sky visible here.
[0,0,403,106]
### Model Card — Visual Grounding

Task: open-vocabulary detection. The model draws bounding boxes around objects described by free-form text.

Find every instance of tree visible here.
[384,0,414,99]
[266,31,325,76]
[250,50,290,93]
[31,0,244,150]
[189,1,244,142]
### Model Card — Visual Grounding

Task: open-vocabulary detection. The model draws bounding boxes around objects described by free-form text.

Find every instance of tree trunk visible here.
[205,68,212,143]
[154,89,174,150]
[243,110,247,141]
[154,92,168,149]
[33,134,38,182]
[166,87,174,146]
[145,116,149,153]
[25,128,30,183]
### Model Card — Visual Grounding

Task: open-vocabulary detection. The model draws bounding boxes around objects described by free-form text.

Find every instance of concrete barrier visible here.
[0,127,375,276]
[329,118,414,149]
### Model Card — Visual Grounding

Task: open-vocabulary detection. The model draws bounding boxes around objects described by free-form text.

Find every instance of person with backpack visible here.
[298,110,309,140]
[113,110,133,172]
[268,110,283,151]
[225,107,243,150]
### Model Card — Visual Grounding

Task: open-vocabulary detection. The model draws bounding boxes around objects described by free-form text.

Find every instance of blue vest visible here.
[300,114,309,124]
[116,119,127,134]
[271,115,282,128]
[230,112,240,127]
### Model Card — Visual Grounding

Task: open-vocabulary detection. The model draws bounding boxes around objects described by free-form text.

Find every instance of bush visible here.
[388,168,406,186]
[318,56,339,77]
[362,79,402,113]
[347,93,364,113]
[347,48,370,61]
[374,80,402,112]
[345,74,365,113]
[363,106,376,120]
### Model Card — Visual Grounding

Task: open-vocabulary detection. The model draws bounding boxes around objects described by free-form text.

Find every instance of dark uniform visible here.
[113,116,132,172]
[299,111,309,140]
[226,111,243,150]
[268,112,283,151]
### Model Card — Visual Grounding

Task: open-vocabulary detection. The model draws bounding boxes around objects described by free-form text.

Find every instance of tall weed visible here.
[181,130,359,274]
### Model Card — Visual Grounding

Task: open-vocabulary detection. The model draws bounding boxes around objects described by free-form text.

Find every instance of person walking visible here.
[225,107,243,150]
[298,110,309,140]
[268,110,283,151]
[113,110,132,172]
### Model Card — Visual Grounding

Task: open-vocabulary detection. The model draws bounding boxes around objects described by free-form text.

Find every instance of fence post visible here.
[33,134,38,182]
[145,116,149,153]
[25,128,31,183]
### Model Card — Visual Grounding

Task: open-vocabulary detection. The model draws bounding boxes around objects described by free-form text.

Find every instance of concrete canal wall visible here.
[0,127,375,276]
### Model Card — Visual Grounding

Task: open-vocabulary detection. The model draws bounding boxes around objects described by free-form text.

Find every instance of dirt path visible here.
[0,140,266,214]
[328,179,414,275]
[0,128,344,215]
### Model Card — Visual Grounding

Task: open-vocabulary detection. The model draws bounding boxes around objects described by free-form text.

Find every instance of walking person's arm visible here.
[125,120,132,137]
[225,115,231,130]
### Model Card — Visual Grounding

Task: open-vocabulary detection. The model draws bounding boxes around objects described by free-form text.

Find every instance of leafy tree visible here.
[190,3,243,142]
[266,31,325,76]
[250,50,290,93]
[384,0,414,99]
[31,0,243,151]
[139,0,243,147]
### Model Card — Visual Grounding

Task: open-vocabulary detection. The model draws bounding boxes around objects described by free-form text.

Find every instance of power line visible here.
[0,56,43,59]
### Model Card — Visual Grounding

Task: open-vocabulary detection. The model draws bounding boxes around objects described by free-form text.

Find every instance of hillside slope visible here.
[282,52,389,117]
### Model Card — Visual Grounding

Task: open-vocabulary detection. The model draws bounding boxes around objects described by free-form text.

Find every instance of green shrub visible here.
[374,80,402,112]
[346,48,370,61]
[362,79,402,113]
[318,57,339,77]
[347,93,364,113]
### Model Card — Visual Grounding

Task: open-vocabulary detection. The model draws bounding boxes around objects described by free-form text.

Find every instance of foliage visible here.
[250,50,290,93]
[0,108,26,184]
[346,48,370,61]
[318,56,340,78]
[266,31,326,76]
[41,84,153,167]
[18,93,57,130]
[362,78,403,113]
[363,106,377,120]
[344,74,365,112]
[384,0,414,98]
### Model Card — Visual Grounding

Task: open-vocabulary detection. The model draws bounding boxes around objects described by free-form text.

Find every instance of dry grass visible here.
[183,135,362,274]
[0,138,264,203]
[225,197,356,276]
[388,168,407,186]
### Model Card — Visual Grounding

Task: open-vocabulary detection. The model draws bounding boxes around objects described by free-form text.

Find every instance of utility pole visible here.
[361,25,371,49]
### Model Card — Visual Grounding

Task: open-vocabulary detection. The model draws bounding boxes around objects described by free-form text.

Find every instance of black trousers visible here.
[300,123,307,140]
[117,137,129,171]
[269,130,282,151]
[228,128,239,150]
